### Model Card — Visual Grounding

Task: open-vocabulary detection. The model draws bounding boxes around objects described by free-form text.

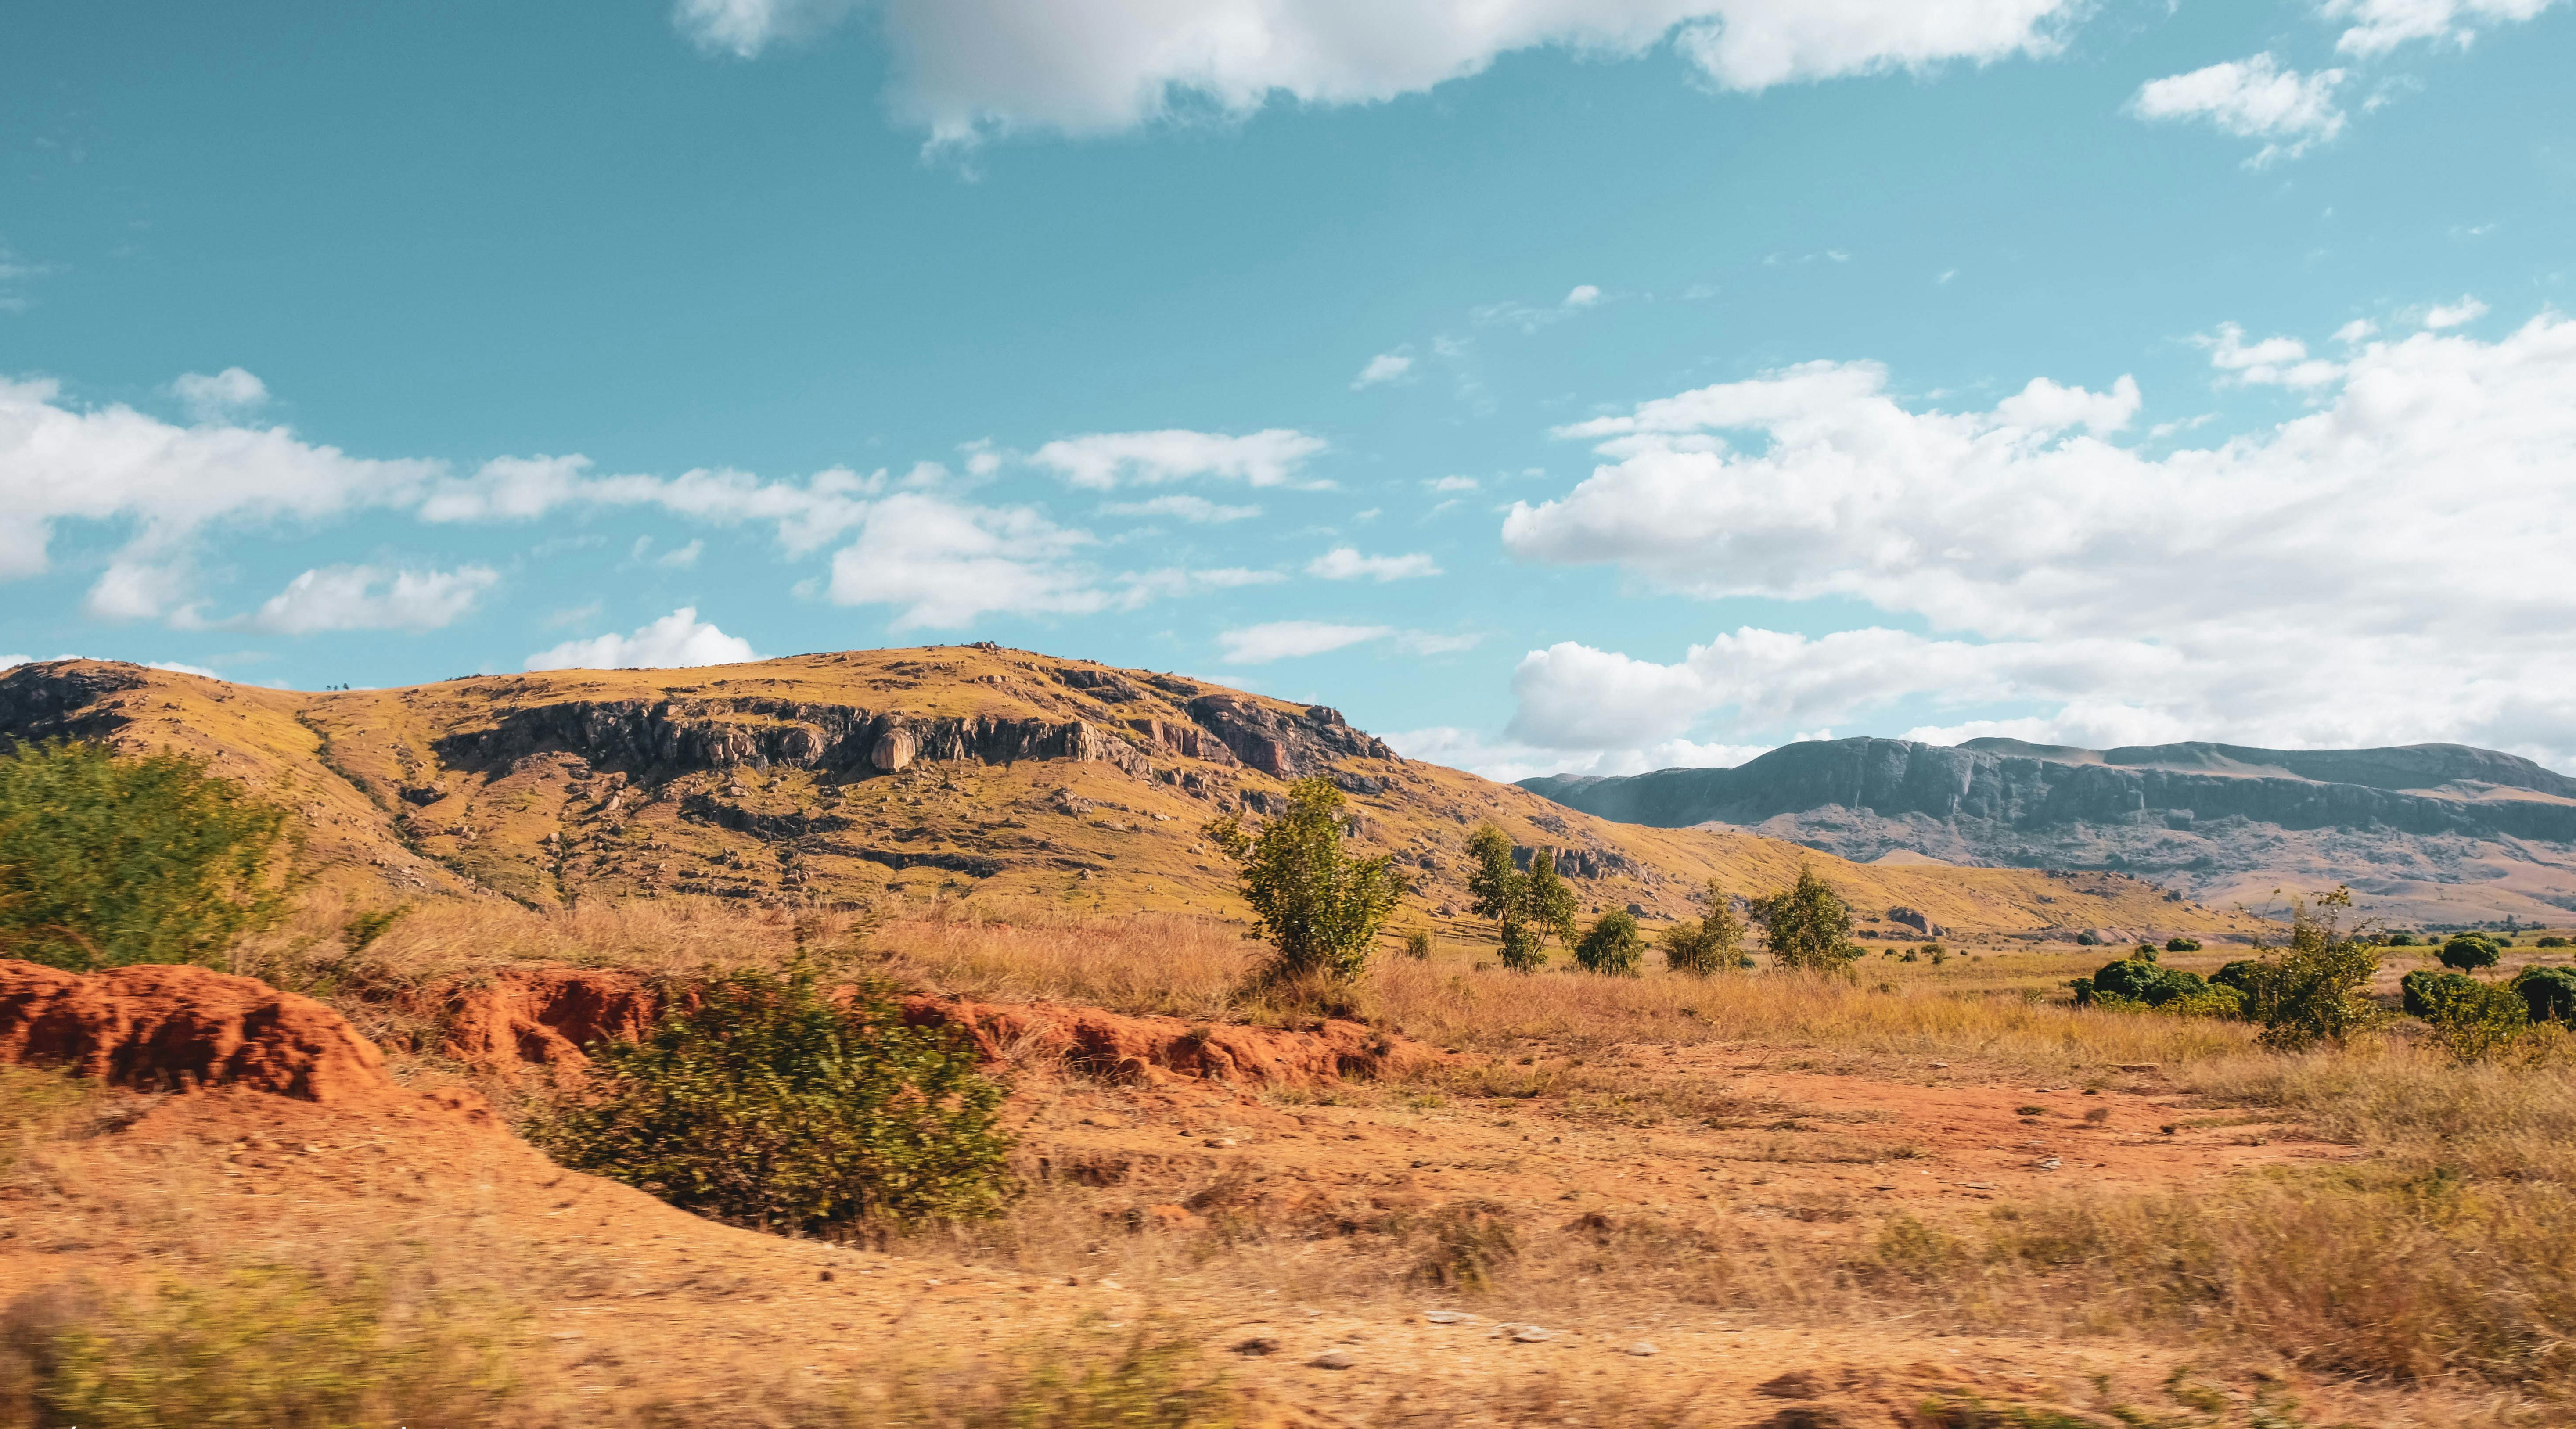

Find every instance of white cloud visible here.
[2200,323,2344,388]
[144,660,223,680]
[1428,475,1481,492]
[1563,284,1601,308]
[1100,493,1262,523]
[1499,311,2576,766]
[1386,723,1775,782]
[525,607,757,671]
[824,491,1108,628]
[251,564,501,634]
[170,368,270,423]
[2333,319,2380,343]
[1113,566,1287,603]
[1219,621,1393,664]
[420,457,883,556]
[687,1,2082,145]
[2131,53,2346,165]
[658,539,705,568]
[1029,428,1327,489]
[2322,0,2563,56]
[2419,295,2490,328]
[1353,351,1415,388]
[1306,547,1443,581]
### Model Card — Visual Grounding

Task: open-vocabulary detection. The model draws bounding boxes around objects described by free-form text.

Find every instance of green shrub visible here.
[532,966,1012,1233]
[2164,936,2202,953]
[1750,864,1861,972]
[2441,934,2502,972]
[1572,910,1643,977]
[1204,778,1403,985]
[1657,881,1744,977]
[1397,925,1434,961]
[0,741,292,971]
[2131,942,2160,960]
[2512,965,2576,1024]
[2407,974,2529,1063]
[2234,888,2389,1051]
[1462,826,1576,974]
[2385,931,2419,947]
[2074,931,2100,947]
[2209,959,2262,993]
[2536,935,2571,949]
[2402,968,2482,1019]
[2075,958,2240,1017]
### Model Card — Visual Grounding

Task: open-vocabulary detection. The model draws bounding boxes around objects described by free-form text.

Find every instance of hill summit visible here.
[1520,736,2576,925]
[0,648,2250,943]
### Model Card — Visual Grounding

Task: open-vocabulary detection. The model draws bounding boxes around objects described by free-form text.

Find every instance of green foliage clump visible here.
[0,1265,519,1429]
[2072,958,2241,1017]
[2209,959,2263,993]
[1572,909,1643,977]
[1749,864,1861,972]
[2384,930,2419,947]
[2536,935,2571,948]
[532,966,1012,1233]
[2441,933,2502,972]
[2232,887,2390,1051]
[2164,936,2202,953]
[1204,777,1404,985]
[0,740,292,970]
[1397,924,1434,961]
[1657,880,1745,977]
[2405,970,2530,1063]
[2074,930,2101,947]
[2510,965,2576,1025]
[2401,967,2482,1019]
[1463,826,1576,973]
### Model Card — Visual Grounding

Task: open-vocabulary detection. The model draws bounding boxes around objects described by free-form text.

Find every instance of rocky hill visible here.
[0,651,2255,944]
[1521,736,2576,926]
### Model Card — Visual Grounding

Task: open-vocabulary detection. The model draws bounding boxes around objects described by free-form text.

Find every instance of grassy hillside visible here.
[0,648,2260,942]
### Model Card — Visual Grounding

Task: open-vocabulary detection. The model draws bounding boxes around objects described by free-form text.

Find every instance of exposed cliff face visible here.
[1521,736,2576,922]
[432,698,1158,780]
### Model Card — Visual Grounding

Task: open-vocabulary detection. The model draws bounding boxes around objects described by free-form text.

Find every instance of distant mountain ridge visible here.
[1520,736,2576,924]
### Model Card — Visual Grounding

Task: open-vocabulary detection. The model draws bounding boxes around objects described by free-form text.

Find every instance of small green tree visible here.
[1573,909,1644,976]
[2411,973,2530,1063]
[1463,826,1576,973]
[2440,933,2502,971]
[2165,936,2203,953]
[2236,887,2391,1051]
[1205,777,1405,984]
[1659,880,1745,976]
[533,966,1012,1232]
[0,740,293,971]
[2512,965,2576,1024]
[1750,864,1860,972]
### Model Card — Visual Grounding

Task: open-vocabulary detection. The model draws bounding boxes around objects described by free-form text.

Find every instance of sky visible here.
[5,0,2575,780]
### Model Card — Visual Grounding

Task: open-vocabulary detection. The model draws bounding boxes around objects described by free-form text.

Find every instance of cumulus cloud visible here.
[679,1,2082,144]
[1353,351,1415,388]
[1099,494,1261,523]
[525,607,757,671]
[1029,428,1327,489]
[170,368,270,423]
[2131,53,2346,165]
[2418,295,2490,328]
[2201,323,2344,388]
[1499,311,2576,768]
[2322,0,2563,56]
[1306,547,1443,581]
[1388,723,1785,783]
[823,491,1110,628]
[251,564,501,634]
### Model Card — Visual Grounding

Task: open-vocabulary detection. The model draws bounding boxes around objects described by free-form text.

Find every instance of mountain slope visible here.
[0,651,2254,942]
[1521,736,2576,925]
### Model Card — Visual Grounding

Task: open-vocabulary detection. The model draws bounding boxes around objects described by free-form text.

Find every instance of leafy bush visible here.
[2131,943,2160,960]
[1749,864,1861,972]
[2402,968,2481,1019]
[1204,777,1403,985]
[2210,959,2263,993]
[2512,965,2576,1024]
[2385,931,2419,947]
[2406,973,2529,1063]
[1463,826,1576,973]
[2073,958,2241,1017]
[1397,925,1434,961]
[532,966,1012,1233]
[2074,931,2100,947]
[2232,887,2389,1051]
[1657,880,1745,977]
[0,740,292,970]
[2441,934,2502,972]
[1572,909,1643,977]
[2537,935,2571,948]
[2165,937,2202,953]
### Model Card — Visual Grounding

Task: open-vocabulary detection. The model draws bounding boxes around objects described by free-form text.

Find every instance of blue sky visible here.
[6,0,2575,777]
